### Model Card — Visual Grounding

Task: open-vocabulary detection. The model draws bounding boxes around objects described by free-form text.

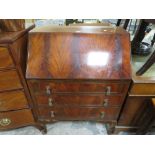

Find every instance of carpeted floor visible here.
[0,121,108,135]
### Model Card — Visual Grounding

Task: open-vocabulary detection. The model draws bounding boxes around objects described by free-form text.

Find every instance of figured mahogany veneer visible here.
[26,26,131,80]
[35,94,123,107]
[30,81,128,94]
[38,107,119,121]
[26,26,131,134]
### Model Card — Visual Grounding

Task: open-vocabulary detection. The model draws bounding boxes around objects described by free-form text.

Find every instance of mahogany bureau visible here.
[26,26,131,134]
[0,25,45,133]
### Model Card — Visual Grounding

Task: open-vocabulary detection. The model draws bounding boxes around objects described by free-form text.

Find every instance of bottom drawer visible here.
[0,109,34,130]
[38,107,120,121]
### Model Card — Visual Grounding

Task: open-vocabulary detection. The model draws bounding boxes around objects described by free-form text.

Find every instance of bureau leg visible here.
[35,123,47,135]
[105,122,117,135]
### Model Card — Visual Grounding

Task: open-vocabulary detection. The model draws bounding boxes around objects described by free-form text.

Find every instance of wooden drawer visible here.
[0,47,14,70]
[35,94,123,107]
[0,90,29,111]
[0,70,23,92]
[0,109,34,130]
[30,81,128,94]
[130,83,155,95]
[38,107,119,121]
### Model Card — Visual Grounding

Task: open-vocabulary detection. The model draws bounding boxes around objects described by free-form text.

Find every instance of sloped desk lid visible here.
[26,26,131,80]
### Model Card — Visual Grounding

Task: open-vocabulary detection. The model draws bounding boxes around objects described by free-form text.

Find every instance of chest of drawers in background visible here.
[115,72,155,133]
[26,25,131,134]
[0,25,37,131]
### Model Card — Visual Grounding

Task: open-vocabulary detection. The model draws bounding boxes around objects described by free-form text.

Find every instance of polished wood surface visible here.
[26,26,131,80]
[0,109,34,130]
[0,70,23,92]
[69,23,111,26]
[0,19,25,31]
[0,47,14,70]
[116,64,155,133]
[0,91,28,111]
[29,80,129,94]
[35,94,123,107]
[38,107,119,121]
[0,24,45,133]
[130,83,155,95]
[30,25,128,33]
[26,26,131,134]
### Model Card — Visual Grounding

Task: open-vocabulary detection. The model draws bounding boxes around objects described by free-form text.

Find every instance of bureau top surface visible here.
[26,26,131,80]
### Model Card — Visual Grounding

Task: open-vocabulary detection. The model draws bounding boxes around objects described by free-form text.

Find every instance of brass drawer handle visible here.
[105,86,111,95]
[46,86,51,95]
[100,112,105,119]
[48,98,53,107]
[51,111,55,118]
[0,118,11,126]
[103,99,108,107]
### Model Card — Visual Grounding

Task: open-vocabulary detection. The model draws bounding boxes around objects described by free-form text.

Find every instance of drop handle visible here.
[100,112,105,119]
[103,99,108,107]
[48,98,53,107]
[105,86,111,95]
[51,111,55,118]
[46,86,51,95]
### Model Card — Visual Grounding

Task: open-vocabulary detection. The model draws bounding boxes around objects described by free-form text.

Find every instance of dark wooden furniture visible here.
[0,25,46,133]
[115,68,155,134]
[26,26,131,134]
[0,19,25,32]
[136,98,155,134]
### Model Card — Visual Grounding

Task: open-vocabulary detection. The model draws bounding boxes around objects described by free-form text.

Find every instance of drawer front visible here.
[36,94,123,107]
[0,91,29,111]
[38,107,119,121]
[0,70,23,92]
[0,109,34,130]
[130,83,155,95]
[30,81,127,94]
[0,47,14,70]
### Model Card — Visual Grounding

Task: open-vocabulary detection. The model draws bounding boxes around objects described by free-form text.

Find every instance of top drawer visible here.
[0,47,14,70]
[29,81,129,94]
[130,83,155,95]
[0,70,23,92]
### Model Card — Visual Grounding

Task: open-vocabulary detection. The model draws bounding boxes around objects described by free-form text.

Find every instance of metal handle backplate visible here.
[48,98,53,106]
[106,86,111,95]
[100,112,105,119]
[46,86,51,95]
[51,111,55,118]
[103,99,108,107]
[0,118,11,126]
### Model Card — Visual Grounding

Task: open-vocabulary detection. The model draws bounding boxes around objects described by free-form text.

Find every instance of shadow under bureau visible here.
[26,25,131,134]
